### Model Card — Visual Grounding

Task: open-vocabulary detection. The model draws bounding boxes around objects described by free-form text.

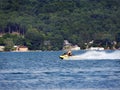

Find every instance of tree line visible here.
[0,0,120,51]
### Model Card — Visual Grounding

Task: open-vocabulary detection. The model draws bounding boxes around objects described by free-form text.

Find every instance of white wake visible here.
[68,50,120,60]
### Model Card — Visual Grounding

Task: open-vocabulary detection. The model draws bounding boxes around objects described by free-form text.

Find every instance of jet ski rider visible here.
[66,50,72,56]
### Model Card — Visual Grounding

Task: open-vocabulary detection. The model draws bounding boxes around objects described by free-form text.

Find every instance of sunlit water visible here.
[0,50,120,90]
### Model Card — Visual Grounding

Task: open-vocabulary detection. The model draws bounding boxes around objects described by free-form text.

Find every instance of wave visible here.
[69,50,120,60]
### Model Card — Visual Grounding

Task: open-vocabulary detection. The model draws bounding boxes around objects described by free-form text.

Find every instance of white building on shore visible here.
[63,40,80,51]
[0,46,5,51]
[87,47,104,50]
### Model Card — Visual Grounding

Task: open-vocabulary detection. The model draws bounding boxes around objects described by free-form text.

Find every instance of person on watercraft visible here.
[67,50,72,56]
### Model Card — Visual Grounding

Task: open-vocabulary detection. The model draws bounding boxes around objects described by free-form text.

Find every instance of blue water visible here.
[0,50,120,90]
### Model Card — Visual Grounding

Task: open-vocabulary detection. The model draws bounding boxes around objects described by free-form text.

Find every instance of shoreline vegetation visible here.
[0,0,120,51]
[0,43,120,52]
[0,49,120,53]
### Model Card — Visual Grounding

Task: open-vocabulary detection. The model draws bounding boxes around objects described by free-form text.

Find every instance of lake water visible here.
[0,50,120,90]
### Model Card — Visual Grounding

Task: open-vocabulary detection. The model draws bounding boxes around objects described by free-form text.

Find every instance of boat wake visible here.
[69,50,120,60]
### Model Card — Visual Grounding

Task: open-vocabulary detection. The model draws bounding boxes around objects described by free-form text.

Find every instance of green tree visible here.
[4,38,14,51]
[0,37,4,45]
[25,28,44,50]
[0,0,120,50]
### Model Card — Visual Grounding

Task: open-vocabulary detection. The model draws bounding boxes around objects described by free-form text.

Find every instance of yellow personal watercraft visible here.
[59,54,69,59]
[60,51,73,59]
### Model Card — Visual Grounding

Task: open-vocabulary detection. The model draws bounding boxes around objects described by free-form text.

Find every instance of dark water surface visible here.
[0,50,120,90]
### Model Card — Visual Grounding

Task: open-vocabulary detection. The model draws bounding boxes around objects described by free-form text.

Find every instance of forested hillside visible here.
[0,0,120,50]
